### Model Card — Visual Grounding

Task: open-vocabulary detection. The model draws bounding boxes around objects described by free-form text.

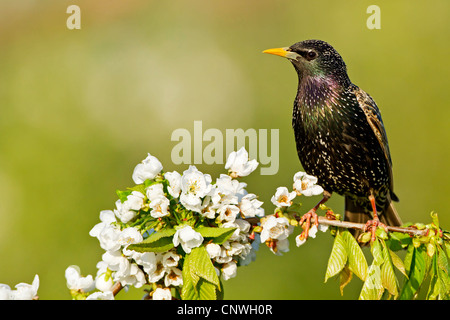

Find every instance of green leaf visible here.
[195,227,237,245]
[127,184,146,195]
[181,246,220,300]
[431,211,439,229]
[381,241,398,297]
[437,246,450,299]
[339,265,353,295]
[187,246,220,287]
[371,238,384,265]
[325,231,347,282]
[359,264,383,300]
[388,232,412,251]
[116,189,132,203]
[426,254,440,300]
[181,261,198,300]
[389,249,407,278]
[399,245,428,300]
[341,230,368,281]
[128,228,176,253]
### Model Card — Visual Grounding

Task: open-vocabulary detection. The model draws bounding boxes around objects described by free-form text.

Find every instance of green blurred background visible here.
[0,0,449,300]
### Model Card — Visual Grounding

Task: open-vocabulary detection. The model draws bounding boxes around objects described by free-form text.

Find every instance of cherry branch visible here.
[315,216,427,237]
[246,215,428,237]
[112,282,123,297]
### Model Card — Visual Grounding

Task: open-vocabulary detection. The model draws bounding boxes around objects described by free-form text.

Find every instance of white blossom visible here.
[118,227,143,247]
[270,186,296,207]
[308,225,318,239]
[102,250,124,272]
[114,191,145,223]
[164,267,183,287]
[89,210,121,252]
[260,216,293,243]
[273,238,290,255]
[149,195,170,218]
[217,204,240,223]
[147,254,166,283]
[215,247,233,264]
[95,273,114,293]
[179,166,212,213]
[146,183,165,200]
[152,287,172,300]
[86,291,114,300]
[225,147,258,177]
[164,171,182,198]
[318,224,329,233]
[295,234,307,247]
[239,193,264,218]
[293,171,324,196]
[3,275,40,300]
[162,251,181,268]
[206,243,222,259]
[221,262,237,280]
[132,153,163,184]
[173,225,204,254]
[135,252,158,275]
[0,284,12,300]
[238,247,257,266]
[224,241,245,257]
[89,210,116,237]
[115,263,146,288]
[65,266,95,292]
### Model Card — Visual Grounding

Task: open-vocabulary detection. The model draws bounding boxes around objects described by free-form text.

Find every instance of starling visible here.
[263,40,402,242]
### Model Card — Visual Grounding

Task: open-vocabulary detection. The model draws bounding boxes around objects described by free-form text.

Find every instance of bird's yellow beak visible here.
[262,47,289,57]
[263,47,300,60]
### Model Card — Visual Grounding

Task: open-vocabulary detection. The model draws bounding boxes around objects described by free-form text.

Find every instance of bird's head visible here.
[263,39,350,86]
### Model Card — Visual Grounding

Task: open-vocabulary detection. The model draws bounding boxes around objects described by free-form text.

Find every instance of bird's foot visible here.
[363,218,388,242]
[298,209,319,241]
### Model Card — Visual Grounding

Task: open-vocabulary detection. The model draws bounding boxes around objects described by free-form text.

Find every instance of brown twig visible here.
[316,216,427,237]
[112,282,123,297]
[245,215,428,237]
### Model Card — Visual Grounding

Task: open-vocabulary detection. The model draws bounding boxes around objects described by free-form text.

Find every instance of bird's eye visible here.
[306,51,317,60]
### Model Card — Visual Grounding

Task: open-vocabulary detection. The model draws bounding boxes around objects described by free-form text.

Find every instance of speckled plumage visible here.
[270,39,402,228]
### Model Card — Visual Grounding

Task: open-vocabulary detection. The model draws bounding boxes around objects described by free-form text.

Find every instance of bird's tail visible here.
[344,195,402,241]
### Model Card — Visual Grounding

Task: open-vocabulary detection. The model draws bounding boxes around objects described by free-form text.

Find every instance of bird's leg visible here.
[364,193,388,242]
[298,191,331,240]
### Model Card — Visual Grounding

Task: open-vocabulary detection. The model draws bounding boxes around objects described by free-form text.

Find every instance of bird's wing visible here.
[351,85,395,191]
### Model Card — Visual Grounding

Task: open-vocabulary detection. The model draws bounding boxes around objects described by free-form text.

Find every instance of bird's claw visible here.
[363,219,388,242]
[298,209,319,240]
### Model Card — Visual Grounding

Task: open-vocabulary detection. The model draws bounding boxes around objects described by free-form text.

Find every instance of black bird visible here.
[263,40,402,242]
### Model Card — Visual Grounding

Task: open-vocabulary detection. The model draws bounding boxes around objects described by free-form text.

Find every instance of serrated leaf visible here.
[339,265,353,296]
[341,230,368,281]
[371,239,384,265]
[445,242,450,260]
[399,246,428,300]
[381,262,398,297]
[437,246,450,299]
[426,255,439,300]
[187,246,220,288]
[181,260,197,300]
[325,232,347,282]
[196,279,217,300]
[195,227,236,245]
[127,228,176,253]
[389,249,407,278]
[380,240,398,297]
[181,246,220,300]
[359,264,383,300]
